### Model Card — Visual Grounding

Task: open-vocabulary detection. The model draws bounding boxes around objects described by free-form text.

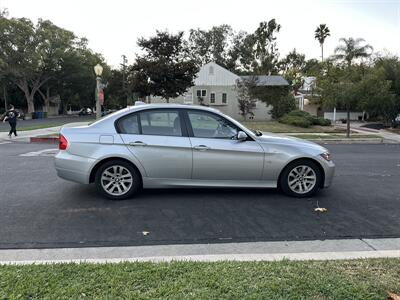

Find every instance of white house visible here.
[150,62,290,121]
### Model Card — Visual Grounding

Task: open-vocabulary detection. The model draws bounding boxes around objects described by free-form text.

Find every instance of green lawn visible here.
[242,121,345,133]
[1,259,399,299]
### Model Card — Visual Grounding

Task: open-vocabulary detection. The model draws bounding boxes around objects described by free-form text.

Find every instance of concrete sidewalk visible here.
[0,122,89,143]
[1,238,400,264]
[335,122,400,143]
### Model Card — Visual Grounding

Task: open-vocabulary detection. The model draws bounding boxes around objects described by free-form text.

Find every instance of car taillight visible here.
[59,134,68,150]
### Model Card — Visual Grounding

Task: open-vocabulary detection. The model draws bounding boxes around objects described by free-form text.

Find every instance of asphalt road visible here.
[0,142,399,249]
[0,115,94,132]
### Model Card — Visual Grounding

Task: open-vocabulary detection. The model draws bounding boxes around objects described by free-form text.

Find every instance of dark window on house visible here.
[210,93,215,104]
[201,90,206,97]
[222,93,227,104]
[196,90,201,97]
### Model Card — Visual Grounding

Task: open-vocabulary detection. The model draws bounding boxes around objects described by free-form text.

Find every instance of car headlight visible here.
[320,152,331,161]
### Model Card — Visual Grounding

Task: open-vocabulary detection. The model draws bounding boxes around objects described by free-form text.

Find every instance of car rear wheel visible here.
[95,160,140,200]
[279,159,322,198]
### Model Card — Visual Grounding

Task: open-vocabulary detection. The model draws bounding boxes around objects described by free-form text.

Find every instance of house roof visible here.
[194,62,240,86]
[241,75,289,86]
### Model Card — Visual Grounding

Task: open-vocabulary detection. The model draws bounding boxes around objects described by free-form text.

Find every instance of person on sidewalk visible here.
[2,104,20,137]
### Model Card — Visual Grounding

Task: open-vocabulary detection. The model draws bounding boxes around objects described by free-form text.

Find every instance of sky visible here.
[1,0,399,68]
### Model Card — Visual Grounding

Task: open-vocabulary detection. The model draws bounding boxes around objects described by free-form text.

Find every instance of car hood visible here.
[255,132,328,153]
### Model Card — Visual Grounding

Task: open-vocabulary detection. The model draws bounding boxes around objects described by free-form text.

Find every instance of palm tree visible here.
[334,38,373,66]
[314,24,330,61]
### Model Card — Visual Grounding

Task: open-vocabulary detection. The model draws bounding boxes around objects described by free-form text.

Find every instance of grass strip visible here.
[0,259,399,299]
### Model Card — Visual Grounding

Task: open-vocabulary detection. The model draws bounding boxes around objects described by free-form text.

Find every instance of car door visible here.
[118,109,192,179]
[186,109,264,181]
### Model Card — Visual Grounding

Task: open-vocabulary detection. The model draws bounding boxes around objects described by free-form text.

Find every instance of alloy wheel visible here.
[287,165,317,194]
[100,165,133,196]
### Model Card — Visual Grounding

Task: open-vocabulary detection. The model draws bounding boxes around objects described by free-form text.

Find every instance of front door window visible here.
[188,111,238,139]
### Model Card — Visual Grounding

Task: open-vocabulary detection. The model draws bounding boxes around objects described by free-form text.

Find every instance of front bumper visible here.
[55,151,96,184]
[321,160,335,188]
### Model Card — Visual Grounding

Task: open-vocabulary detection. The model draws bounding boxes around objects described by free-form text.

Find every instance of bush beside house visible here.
[279,110,331,128]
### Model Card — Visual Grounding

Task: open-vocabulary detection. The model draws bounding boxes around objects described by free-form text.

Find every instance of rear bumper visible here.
[55,151,96,184]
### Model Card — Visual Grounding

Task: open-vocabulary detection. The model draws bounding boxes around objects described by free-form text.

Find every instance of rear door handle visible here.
[193,145,210,151]
[129,141,147,146]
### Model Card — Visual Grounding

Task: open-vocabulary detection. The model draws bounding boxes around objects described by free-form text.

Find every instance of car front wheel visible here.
[95,160,140,200]
[280,159,322,198]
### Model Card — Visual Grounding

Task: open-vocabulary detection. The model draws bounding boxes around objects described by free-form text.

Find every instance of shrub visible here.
[313,117,331,126]
[279,110,331,127]
[269,93,296,119]
[279,115,312,128]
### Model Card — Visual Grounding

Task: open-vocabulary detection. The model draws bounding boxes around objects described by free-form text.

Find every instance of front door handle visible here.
[193,145,210,151]
[129,141,147,146]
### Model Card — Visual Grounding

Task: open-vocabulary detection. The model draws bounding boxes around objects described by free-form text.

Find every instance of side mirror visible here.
[237,131,248,141]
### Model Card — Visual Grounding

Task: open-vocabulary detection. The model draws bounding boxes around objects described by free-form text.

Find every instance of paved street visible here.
[0,142,399,249]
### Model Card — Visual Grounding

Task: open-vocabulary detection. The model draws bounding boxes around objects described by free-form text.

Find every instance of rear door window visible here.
[118,114,139,134]
[140,110,182,137]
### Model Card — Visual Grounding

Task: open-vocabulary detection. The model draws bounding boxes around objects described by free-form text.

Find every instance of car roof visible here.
[89,104,223,127]
[128,103,221,113]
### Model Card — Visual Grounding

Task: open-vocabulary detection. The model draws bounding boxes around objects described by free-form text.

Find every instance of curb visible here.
[311,138,383,144]
[30,137,59,144]
[1,238,399,265]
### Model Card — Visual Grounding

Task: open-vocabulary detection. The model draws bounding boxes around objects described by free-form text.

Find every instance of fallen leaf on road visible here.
[142,231,150,236]
[388,292,400,300]
[314,207,328,213]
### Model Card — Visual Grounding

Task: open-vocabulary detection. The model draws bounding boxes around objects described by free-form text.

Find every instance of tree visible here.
[358,71,397,125]
[249,82,294,119]
[0,16,76,113]
[129,31,198,102]
[252,19,281,75]
[314,24,330,61]
[188,25,234,70]
[320,66,357,137]
[54,40,107,112]
[334,38,373,66]
[236,77,257,120]
[365,56,400,125]
[279,49,307,93]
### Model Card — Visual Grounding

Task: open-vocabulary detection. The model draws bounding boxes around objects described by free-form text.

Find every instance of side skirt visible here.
[142,178,277,189]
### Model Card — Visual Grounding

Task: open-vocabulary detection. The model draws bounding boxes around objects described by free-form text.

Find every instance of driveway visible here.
[0,142,399,249]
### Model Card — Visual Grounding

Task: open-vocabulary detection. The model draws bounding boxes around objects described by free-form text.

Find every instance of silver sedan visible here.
[55,104,335,200]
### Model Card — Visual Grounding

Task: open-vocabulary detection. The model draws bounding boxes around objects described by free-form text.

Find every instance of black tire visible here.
[95,159,141,200]
[279,159,322,198]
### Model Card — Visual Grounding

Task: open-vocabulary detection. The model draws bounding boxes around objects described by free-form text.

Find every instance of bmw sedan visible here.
[55,103,335,200]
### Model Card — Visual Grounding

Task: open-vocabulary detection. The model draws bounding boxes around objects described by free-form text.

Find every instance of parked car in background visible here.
[55,104,335,200]
[394,114,400,127]
[78,107,93,116]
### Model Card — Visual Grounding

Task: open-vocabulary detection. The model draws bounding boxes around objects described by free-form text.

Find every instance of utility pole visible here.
[3,85,7,111]
[121,55,129,107]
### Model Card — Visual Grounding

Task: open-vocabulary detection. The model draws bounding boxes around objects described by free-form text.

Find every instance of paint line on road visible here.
[1,238,400,265]
[19,148,58,157]
[0,141,12,145]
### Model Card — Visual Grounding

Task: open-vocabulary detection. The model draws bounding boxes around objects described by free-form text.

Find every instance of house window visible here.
[209,66,214,75]
[196,90,207,98]
[210,93,215,104]
[222,93,227,104]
